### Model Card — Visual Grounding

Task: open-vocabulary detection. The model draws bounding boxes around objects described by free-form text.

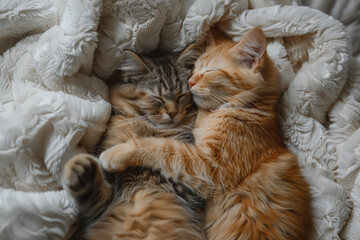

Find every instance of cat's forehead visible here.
[195,55,230,74]
[144,79,187,97]
[125,54,191,98]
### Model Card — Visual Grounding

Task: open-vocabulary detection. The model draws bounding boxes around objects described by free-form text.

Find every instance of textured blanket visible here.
[1,0,360,239]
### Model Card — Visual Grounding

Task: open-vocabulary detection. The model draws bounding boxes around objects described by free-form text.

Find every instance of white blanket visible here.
[1,0,359,239]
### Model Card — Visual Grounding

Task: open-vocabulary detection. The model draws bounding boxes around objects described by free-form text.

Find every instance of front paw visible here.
[62,153,100,194]
[99,142,135,172]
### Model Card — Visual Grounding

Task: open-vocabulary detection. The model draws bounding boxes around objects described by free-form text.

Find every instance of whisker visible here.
[111,115,150,128]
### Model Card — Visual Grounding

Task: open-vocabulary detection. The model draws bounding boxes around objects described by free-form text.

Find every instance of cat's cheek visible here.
[173,112,184,123]
[192,95,208,109]
[99,143,135,172]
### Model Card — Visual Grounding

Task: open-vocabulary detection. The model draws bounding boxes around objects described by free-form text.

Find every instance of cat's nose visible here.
[189,80,196,88]
[167,111,178,119]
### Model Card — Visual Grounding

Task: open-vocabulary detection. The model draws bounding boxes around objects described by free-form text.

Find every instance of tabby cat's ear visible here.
[118,50,150,75]
[177,29,219,68]
[230,28,266,71]
[177,43,205,69]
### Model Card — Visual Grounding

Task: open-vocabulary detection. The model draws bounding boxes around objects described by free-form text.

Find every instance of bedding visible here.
[0,0,359,239]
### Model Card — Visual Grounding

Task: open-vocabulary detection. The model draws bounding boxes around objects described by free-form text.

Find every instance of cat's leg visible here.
[101,116,159,149]
[99,137,214,198]
[86,189,206,240]
[205,153,313,240]
[62,154,112,218]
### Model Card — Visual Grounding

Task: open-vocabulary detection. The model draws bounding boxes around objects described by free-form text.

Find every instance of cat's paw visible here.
[62,154,99,193]
[99,142,135,172]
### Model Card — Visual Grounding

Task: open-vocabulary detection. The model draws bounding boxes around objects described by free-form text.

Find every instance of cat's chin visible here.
[156,122,180,129]
[149,119,181,129]
[192,94,218,110]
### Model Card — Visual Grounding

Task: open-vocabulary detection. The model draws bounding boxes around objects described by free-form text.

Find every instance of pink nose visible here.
[189,81,196,88]
[168,111,177,118]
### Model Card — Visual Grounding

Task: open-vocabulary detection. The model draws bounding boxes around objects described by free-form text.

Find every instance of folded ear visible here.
[177,29,217,68]
[230,28,266,71]
[177,42,206,69]
[118,50,150,75]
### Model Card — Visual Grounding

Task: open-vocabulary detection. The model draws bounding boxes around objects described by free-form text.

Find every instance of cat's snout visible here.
[167,111,178,119]
[189,80,196,88]
[189,74,200,88]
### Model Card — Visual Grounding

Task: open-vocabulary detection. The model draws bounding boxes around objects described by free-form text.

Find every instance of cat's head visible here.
[111,51,194,128]
[185,28,279,111]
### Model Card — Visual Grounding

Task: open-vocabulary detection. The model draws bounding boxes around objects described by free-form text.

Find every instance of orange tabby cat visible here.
[100,28,314,240]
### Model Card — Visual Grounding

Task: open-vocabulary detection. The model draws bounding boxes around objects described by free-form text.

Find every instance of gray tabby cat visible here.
[62,49,205,240]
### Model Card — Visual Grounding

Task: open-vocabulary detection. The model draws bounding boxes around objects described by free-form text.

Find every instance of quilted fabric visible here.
[0,0,359,239]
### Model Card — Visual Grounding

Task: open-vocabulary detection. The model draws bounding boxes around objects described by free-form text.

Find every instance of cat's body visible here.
[100,28,314,240]
[62,52,205,240]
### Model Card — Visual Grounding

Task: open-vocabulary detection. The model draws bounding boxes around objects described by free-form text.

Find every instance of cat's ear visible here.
[209,27,227,46]
[230,28,266,71]
[177,42,205,69]
[117,50,150,75]
[177,29,221,68]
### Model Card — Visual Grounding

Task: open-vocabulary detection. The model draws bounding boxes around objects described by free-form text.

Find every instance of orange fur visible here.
[100,28,314,239]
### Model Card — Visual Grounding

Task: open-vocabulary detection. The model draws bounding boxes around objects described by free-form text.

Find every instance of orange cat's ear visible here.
[118,50,150,75]
[230,28,266,71]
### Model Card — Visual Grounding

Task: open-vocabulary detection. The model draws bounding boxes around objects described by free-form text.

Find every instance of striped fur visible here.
[100,28,314,240]
[62,52,205,240]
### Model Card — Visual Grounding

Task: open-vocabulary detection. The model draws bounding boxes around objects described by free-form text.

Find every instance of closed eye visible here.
[152,96,165,103]
[177,94,188,102]
[204,69,220,75]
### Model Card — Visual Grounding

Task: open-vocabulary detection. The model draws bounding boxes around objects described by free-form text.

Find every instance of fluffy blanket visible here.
[1,0,359,239]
